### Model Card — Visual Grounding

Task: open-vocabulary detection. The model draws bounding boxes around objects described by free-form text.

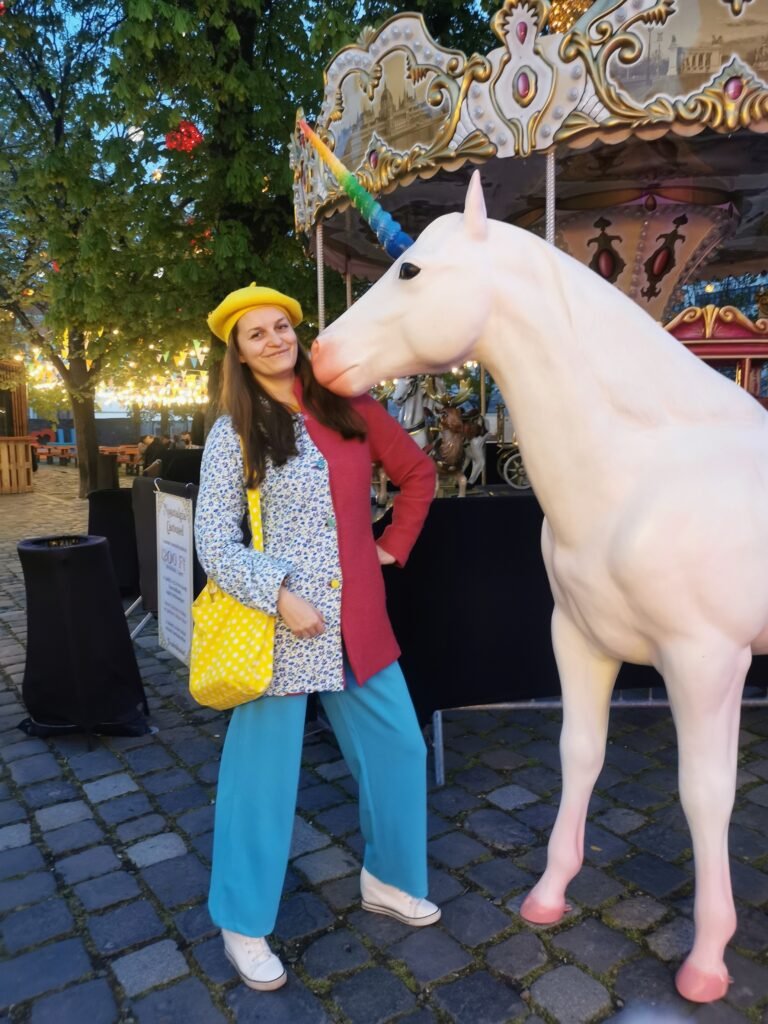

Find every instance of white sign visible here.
[156,491,194,665]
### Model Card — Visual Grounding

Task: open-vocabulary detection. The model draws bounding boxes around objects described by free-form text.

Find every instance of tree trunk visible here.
[204,354,223,437]
[131,403,142,438]
[160,406,170,436]
[70,390,99,499]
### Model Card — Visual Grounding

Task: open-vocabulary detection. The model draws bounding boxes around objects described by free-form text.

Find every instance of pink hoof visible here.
[675,959,730,1003]
[520,893,569,925]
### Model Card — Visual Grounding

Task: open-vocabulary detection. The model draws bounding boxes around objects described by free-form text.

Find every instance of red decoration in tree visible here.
[165,120,203,153]
[0,4,6,15]
[51,260,60,273]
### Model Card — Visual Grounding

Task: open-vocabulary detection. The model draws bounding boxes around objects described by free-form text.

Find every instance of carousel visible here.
[290,0,768,491]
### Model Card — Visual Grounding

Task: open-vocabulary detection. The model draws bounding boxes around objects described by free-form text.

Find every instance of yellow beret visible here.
[207,283,303,342]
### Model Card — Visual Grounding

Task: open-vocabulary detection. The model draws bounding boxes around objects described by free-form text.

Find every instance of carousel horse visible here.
[311,172,768,1004]
[391,375,433,450]
[462,408,492,486]
[431,404,468,497]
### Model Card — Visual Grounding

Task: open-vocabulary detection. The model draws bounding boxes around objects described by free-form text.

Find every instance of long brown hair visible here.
[220,322,366,488]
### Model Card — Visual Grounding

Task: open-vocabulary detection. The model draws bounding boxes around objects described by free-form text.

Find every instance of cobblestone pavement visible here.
[0,466,767,1024]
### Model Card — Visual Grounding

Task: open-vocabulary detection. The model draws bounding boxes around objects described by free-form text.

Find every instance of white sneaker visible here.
[360,866,441,926]
[221,929,287,991]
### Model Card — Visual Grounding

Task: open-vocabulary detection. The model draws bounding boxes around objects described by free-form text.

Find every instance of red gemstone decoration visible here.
[598,251,615,279]
[644,194,657,211]
[165,120,204,153]
[516,22,527,44]
[652,249,670,277]
[517,72,530,99]
[369,150,378,169]
[724,77,743,100]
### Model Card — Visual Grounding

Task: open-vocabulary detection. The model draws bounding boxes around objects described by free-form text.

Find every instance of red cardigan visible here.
[293,379,436,685]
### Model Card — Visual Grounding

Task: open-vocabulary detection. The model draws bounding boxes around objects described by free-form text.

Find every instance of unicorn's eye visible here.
[399,262,421,280]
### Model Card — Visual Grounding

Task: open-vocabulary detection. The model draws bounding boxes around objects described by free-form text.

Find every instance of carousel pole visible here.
[345,266,353,309]
[545,147,557,247]
[480,364,487,485]
[316,220,326,332]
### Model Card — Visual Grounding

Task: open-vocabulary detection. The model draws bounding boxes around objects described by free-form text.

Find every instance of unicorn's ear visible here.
[464,170,488,241]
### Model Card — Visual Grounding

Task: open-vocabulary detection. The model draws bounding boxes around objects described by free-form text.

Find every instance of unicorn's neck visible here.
[476,221,763,538]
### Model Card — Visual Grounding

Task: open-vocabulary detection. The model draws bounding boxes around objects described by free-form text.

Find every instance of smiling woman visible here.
[193,283,440,993]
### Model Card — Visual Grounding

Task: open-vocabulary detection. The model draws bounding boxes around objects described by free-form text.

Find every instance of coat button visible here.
[326,515,336,529]
[329,578,341,589]
[314,457,326,470]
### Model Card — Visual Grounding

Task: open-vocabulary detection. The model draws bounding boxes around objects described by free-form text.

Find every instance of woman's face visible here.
[235,305,298,386]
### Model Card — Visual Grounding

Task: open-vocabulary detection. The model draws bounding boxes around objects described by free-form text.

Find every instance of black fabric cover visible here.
[132,477,205,617]
[87,488,140,597]
[18,535,149,735]
[158,448,203,485]
[380,495,768,724]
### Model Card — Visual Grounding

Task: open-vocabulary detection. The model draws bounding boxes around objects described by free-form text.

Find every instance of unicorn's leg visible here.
[521,609,619,924]
[662,642,747,1003]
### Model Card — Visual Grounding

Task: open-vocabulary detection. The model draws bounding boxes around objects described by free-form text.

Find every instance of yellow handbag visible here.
[189,484,275,710]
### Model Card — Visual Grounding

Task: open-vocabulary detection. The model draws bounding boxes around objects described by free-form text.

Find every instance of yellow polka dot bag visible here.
[189,485,274,710]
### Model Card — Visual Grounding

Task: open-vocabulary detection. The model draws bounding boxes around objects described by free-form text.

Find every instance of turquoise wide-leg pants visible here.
[208,660,428,937]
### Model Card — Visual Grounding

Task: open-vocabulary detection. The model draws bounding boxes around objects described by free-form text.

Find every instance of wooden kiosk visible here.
[0,360,32,494]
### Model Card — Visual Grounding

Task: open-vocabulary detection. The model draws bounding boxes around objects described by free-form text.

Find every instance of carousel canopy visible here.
[291,0,768,320]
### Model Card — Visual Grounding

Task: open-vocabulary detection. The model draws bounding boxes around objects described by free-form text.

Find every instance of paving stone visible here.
[321,873,362,912]
[433,969,526,1024]
[175,902,217,942]
[116,813,167,843]
[440,892,511,947]
[391,927,472,984]
[515,803,558,832]
[195,762,219,786]
[0,870,55,911]
[531,964,612,1024]
[595,807,647,835]
[464,809,536,851]
[428,786,482,816]
[0,738,48,762]
[156,784,210,814]
[0,799,25,825]
[1,897,74,953]
[347,908,412,947]
[553,917,640,974]
[614,957,692,1013]
[0,821,30,851]
[296,782,347,812]
[294,845,359,884]
[466,858,535,898]
[302,928,371,979]
[56,844,121,883]
[35,799,93,832]
[426,865,464,904]
[606,781,669,811]
[332,966,415,1024]
[745,783,768,807]
[176,804,215,837]
[112,939,189,996]
[513,764,562,795]
[88,898,165,954]
[97,792,155,825]
[227,970,330,1023]
[632,823,692,862]
[615,853,689,899]
[74,870,140,911]
[191,935,238,984]
[68,748,123,780]
[125,831,187,867]
[290,815,332,857]
[603,895,668,931]
[22,780,79,809]
[84,772,139,803]
[733,904,768,954]
[729,822,766,861]
[123,745,174,774]
[190,830,213,862]
[568,865,626,908]
[142,767,195,794]
[141,852,209,908]
[8,752,61,785]
[302,740,341,765]
[132,977,226,1024]
[486,931,548,980]
[486,783,538,811]
[314,801,359,837]
[274,891,335,941]
[725,949,768,1009]
[0,937,92,1011]
[428,831,487,868]
[29,978,119,1024]
[583,822,631,866]
[731,859,768,907]
[0,843,44,879]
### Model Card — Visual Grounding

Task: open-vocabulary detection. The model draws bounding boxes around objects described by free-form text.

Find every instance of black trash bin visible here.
[17,534,149,737]
[96,452,119,490]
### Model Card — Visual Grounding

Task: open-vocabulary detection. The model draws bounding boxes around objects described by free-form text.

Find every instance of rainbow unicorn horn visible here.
[299,118,414,260]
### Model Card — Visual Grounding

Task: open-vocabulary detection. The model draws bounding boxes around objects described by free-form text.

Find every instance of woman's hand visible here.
[376,545,396,566]
[277,587,325,638]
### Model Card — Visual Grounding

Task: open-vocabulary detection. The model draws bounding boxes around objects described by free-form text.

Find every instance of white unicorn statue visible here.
[311,171,768,1004]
